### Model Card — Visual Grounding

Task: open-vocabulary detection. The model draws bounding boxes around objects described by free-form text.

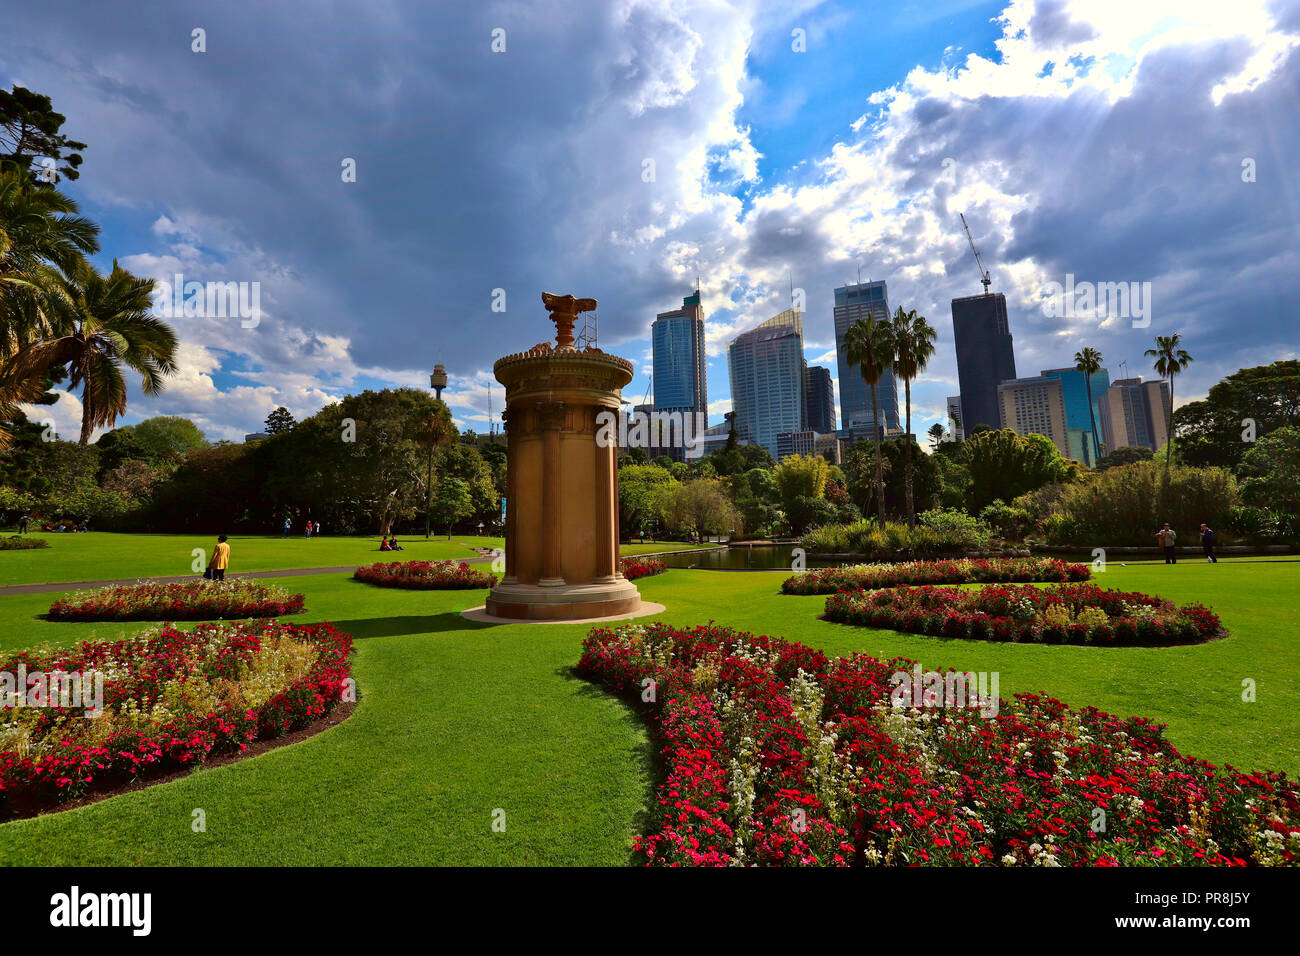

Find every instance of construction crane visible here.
[960,213,992,293]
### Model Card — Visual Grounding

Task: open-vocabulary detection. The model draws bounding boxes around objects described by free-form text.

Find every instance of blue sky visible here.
[4,0,1297,443]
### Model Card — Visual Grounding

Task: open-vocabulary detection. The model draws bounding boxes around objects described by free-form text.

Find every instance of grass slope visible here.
[0,559,1293,865]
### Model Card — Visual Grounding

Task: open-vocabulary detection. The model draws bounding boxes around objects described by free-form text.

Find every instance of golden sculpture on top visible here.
[541,292,597,348]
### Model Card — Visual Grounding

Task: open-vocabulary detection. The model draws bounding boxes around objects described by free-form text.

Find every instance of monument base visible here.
[484,578,642,621]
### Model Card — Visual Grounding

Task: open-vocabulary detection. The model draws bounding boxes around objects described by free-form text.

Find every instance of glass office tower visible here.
[834,281,900,436]
[951,292,1017,433]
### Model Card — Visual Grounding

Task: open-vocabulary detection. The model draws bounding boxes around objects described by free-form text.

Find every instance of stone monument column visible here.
[483,292,643,620]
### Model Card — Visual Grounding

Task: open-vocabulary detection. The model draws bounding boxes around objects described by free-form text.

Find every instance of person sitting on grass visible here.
[389,536,405,551]
[379,537,393,551]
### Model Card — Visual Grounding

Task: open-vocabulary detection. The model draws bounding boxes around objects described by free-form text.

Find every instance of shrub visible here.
[47,580,305,621]
[799,510,993,559]
[0,620,353,819]
[824,582,1222,647]
[1224,506,1296,544]
[354,560,496,589]
[1034,461,1238,546]
[577,622,1297,866]
[781,557,1089,595]
[0,536,48,550]
[619,556,666,580]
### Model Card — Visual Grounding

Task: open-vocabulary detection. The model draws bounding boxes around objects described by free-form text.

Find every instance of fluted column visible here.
[595,421,616,582]
[502,414,518,584]
[539,402,564,586]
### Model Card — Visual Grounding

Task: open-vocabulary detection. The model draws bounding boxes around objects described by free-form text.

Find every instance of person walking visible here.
[314,520,321,537]
[1200,523,1218,563]
[282,517,291,538]
[305,518,312,539]
[209,534,231,582]
[1155,523,1178,564]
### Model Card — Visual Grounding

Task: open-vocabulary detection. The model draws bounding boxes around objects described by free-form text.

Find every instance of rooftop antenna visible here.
[960,212,993,293]
[857,263,863,287]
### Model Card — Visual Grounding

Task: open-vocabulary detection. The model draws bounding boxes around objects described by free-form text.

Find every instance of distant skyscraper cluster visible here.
[949,289,1167,462]
[647,266,1168,468]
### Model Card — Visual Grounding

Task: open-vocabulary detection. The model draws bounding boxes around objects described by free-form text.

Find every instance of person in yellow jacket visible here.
[209,534,231,582]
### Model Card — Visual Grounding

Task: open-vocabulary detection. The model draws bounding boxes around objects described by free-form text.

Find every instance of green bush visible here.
[0,535,48,550]
[799,510,994,559]
[1031,461,1238,546]
[1224,506,1295,543]
[980,500,1034,539]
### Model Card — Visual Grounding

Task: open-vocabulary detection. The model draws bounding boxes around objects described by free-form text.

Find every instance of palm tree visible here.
[0,167,99,351]
[891,306,937,526]
[0,166,100,448]
[1073,346,1103,465]
[1144,333,1193,476]
[11,258,177,443]
[843,314,896,528]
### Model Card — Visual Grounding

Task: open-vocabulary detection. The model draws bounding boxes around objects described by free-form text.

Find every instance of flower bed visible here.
[824,582,1221,646]
[619,556,666,581]
[353,559,496,589]
[782,557,1089,595]
[47,580,305,622]
[1,535,48,550]
[576,622,1299,866]
[0,620,353,819]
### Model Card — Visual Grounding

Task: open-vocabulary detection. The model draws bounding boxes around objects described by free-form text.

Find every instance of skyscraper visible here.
[834,281,900,436]
[946,395,964,440]
[951,292,1017,433]
[727,308,805,460]
[802,365,836,433]
[652,289,707,414]
[1098,377,1171,452]
[1041,366,1110,464]
[997,375,1070,457]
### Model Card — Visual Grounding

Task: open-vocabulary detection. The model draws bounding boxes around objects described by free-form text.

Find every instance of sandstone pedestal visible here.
[483,293,644,621]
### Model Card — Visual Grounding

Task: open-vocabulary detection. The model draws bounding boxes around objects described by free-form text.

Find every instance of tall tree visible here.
[890,306,937,526]
[264,406,296,435]
[843,314,895,527]
[927,422,945,450]
[10,259,178,443]
[0,85,88,183]
[1073,346,1104,463]
[1144,333,1193,476]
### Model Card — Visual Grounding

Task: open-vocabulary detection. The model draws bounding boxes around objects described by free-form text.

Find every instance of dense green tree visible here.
[132,416,208,460]
[617,464,674,539]
[1096,445,1154,470]
[1238,426,1300,517]
[427,474,473,538]
[964,429,1077,513]
[264,406,296,435]
[1173,361,1300,470]
[843,437,941,519]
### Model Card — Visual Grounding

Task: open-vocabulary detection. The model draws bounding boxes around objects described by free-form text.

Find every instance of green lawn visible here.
[0,558,1294,865]
[0,532,713,587]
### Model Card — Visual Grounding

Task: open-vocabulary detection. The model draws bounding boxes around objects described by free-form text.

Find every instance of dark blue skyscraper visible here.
[802,365,835,433]
[951,292,1017,433]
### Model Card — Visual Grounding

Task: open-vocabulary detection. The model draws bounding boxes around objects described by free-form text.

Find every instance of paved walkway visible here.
[0,555,494,596]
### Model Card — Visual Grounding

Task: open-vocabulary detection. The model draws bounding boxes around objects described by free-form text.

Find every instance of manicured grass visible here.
[0,559,1293,865]
[0,532,713,586]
